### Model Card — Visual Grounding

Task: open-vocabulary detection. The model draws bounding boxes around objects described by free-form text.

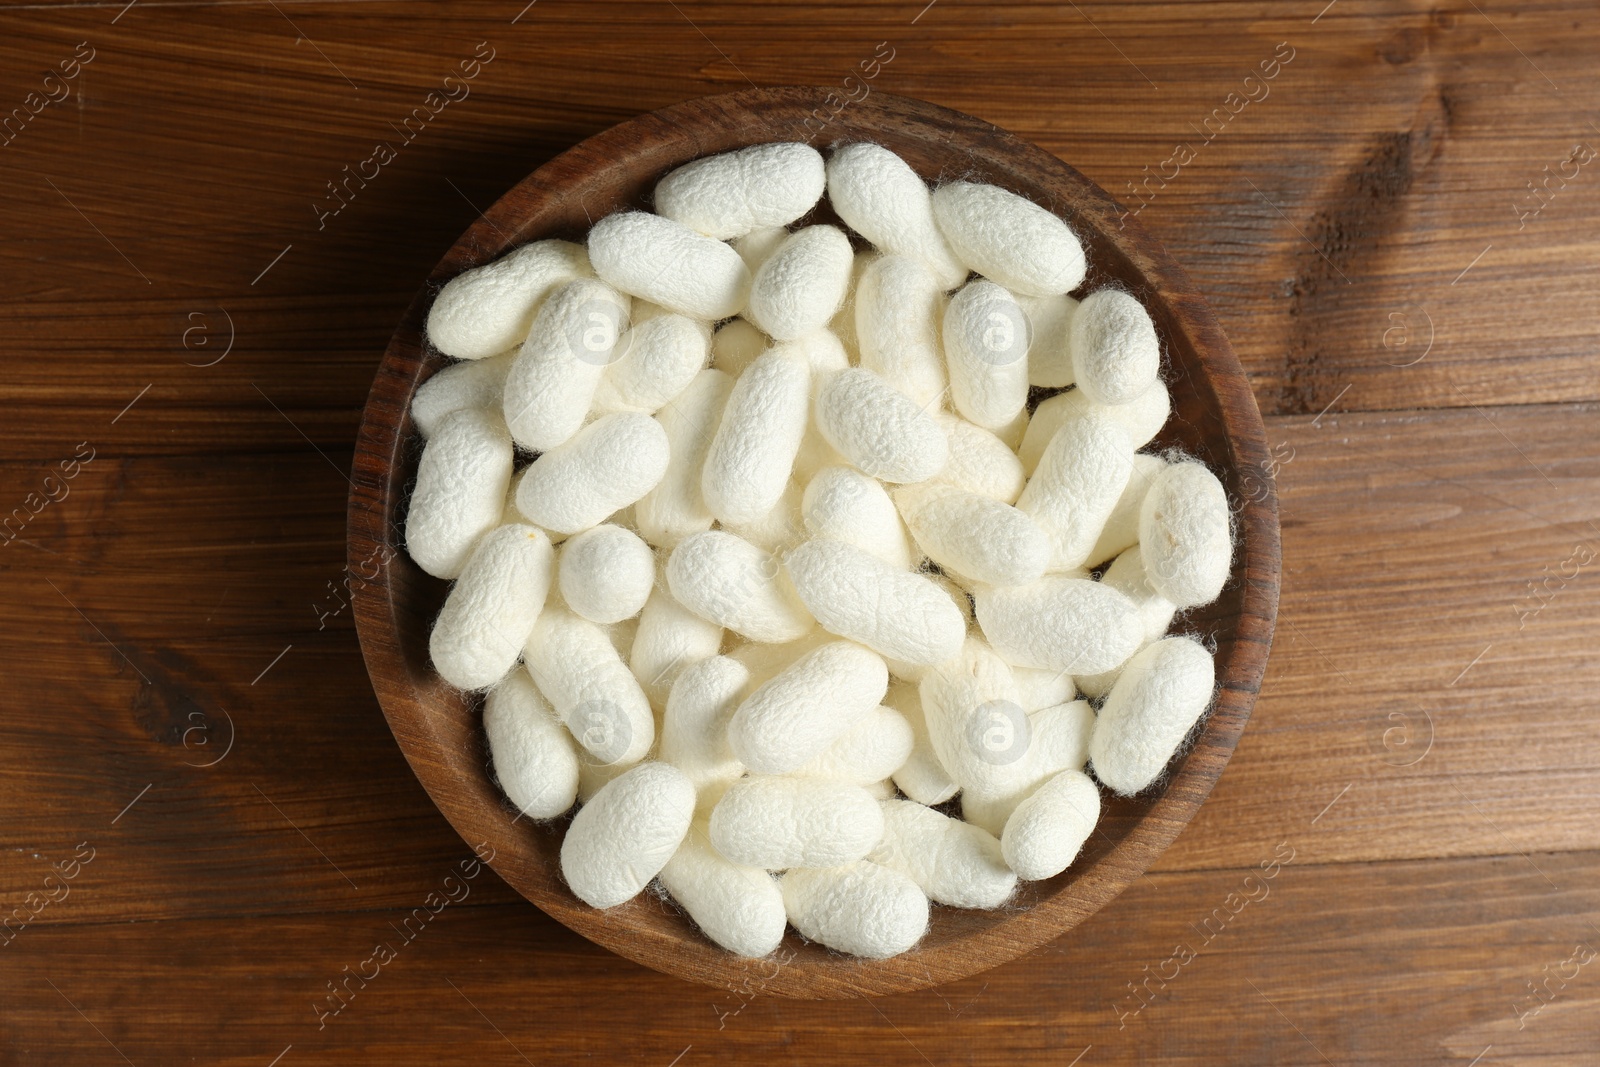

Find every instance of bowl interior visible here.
[349,87,1280,999]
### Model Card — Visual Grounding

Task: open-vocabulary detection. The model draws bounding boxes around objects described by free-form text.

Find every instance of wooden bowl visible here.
[349,87,1281,999]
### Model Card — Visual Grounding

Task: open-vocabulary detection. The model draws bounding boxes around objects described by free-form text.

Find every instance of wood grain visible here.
[1,0,1596,1058]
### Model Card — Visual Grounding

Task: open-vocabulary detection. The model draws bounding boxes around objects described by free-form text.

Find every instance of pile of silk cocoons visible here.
[408,141,1233,961]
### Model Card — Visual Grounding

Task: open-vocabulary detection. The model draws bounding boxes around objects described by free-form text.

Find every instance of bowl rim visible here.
[349,85,1281,999]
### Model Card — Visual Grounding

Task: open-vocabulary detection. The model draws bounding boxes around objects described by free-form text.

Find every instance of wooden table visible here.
[2,2,1596,1063]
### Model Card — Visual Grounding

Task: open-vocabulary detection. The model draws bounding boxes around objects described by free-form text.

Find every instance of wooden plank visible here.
[2,850,1596,1065]
[1,1,1598,450]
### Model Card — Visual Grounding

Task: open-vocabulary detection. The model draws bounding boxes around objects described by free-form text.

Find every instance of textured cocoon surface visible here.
[660,655,747,789]
[1001,768,1101,880]
[895,482,1047,588]
[560,762,695,908]
[854,254,949,408]
[406,408,514,579]
[871,800,1016,909]
[430,524,554,690]
[781,861,929,959]
[722,630,830,690]
[701,346,811,526]
[588,211,752,320]
[709,775,885,869]
[733,225,788,273]
[826,143,968,289]
[1013,665,1077,712]
[829,250,875,360]
[727,478,805,554]
[973,575,1144,674]
[958,699,1097,835]
[1017,409,1134,571]
[710,319,767,378]
[426,239,591,360]
[1017,291,1079,389]
[653,143,825,240]
[557,524,654,625]
[630,583,725,707]
[1090,636,1216,795]
[814,368,949,484]
[1085,453,1169,569]
[666,530,814,643]
[1075,545,1178,699]
[636,368,735,548]
[658,831,786,958]
[931,181,1086,297]
[1139,459,1233,609]
[1021,385,1171,477]
[784,539,967,667]
[592,313,710,416]
[483,671,579,820]
[502,278,631,451]
[412,351,514,439]
[943,279,1032,431]
[918,638,1036,796]
[1071,289,1161,406]
[792,703,914,785]
[801,465,914,569]
[745,225,855,341]
[515,412,670,536]
[727,639,888,774]
[884,679,958,805]
[933,414,1026,504]
[524,605,655,766]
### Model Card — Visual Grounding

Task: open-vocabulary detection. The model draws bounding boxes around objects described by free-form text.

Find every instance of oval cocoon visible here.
[728,639,888,775]
[666,530,814,644]
[592,313,710,416]
[826,143,967,289]
[854,254,949,408]
[430,523,554,690]
[870,799,1016,909]
[784,539,967,667]
[1071,289,1161,406]
[801,465,915,569]
[791,703,914,785]
[653,142,825,239]
[943,279,1032,431]
[560,762,695,908]
[746,225,855,341]
[1139,460,1233,609]
[660,655,748,790]
[885,679,958,805]
[406,408,513,579]
[933,413,1027,503]
[558,524,654,625]
[588,211,752,320]
[635,367,735,548]
[973,575,1144,675]
[1017,409,1134,571]
[931,181,1086,297]
[1002,768,1101,880]
[502,277,631,451]
[895,482,1047,587]
[516,412,670,536]
[1090,636,1215,794]
[709,775,885,869]
[781,861,928,959]
[426,239,591,360]
[658,832,787,958]
[411,351,514,439]
[483,671,579,820]
[1017,291,1078,389]
[701,346,811,526]
[524,605,655,766]
[814,368,949,484]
